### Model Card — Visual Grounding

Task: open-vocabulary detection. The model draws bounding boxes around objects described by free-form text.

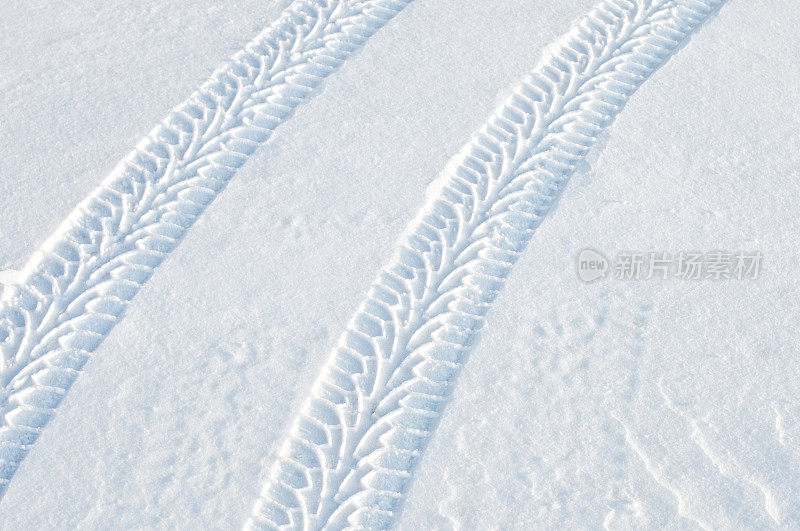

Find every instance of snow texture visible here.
[0,0,798,529]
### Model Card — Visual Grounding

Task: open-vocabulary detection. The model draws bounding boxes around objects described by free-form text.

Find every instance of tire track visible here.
[0,0,413,496]
[247,1,726,528]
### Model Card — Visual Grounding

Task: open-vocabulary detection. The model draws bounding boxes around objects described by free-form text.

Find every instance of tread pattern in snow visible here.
[247,0,727,528]
[0,0,412,496]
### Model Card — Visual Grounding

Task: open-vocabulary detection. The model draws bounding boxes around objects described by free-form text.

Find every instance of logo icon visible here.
[577,248,609,282]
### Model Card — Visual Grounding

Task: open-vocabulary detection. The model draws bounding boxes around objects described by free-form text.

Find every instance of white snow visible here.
[1,0,798,528]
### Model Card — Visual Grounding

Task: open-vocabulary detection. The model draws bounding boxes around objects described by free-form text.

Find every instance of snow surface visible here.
[1,0,799,528]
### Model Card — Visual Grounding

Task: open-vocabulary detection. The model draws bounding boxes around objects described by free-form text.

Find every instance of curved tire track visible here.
[0,0,413,496]
[248,0,727,528]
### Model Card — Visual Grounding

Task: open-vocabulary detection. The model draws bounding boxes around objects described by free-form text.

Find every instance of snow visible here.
[1,0,798,528]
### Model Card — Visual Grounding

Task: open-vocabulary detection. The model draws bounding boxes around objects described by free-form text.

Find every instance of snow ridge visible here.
[247,0,726,528]
[0,0,412,496]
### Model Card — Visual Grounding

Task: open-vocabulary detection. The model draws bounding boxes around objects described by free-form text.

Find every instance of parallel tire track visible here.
[0,0,413,496]
[248,0,726,528]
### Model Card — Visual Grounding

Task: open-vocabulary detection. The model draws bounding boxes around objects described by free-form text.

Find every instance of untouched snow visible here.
[1,0,798,528]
